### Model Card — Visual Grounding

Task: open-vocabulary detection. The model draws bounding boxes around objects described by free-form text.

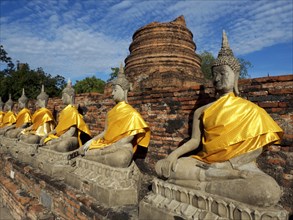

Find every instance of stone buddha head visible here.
[212,30,240,96]
[36,85,49,108]
[18,88,29,109]
[112,63,131,103]
[62,79,75,105]
[4,94,14,111]
[0,97,4,111]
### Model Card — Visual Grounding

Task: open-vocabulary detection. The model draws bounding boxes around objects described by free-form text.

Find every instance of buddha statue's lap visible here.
[40,80,91,153]
[3,90,32,139]
[20,86,56,145]
[80,64,150,168]
[155,31,283,207]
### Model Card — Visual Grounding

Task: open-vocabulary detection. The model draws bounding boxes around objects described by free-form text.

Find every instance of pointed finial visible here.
[222,30,230,49]
[37,84,49,101]
[67,78,72,87]
[19,88,28,103]
[118,63,124,76]
[112,63,130,91]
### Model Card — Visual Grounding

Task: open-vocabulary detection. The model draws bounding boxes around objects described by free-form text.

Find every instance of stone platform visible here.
[33,147,78,178]
[139,178,289,220]
[0,152,138,219]
[66,158,141,206]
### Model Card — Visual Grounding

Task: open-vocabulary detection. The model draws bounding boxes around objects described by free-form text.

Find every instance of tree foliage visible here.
[74,76,106,94]
[0,45,66,101]
[199,51,252,79]
[107,67,119,82]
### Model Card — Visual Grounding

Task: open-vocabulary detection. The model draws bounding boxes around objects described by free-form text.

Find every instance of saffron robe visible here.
[44,105,91,147]
[15,108,32,128]
[89,101,150,152]
[29,108,55,136]
[0,111,5,127]
[193,92,283,163]
[0,111,16,128]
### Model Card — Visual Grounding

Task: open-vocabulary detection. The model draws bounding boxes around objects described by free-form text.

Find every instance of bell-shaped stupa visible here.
[124,15,204,90]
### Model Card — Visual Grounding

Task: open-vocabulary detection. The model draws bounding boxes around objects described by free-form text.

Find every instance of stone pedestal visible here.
[65,158,141,206]
[34,148,77,178]
[15,141,38,164]
[0,136,18,155]
[139,178,288,220]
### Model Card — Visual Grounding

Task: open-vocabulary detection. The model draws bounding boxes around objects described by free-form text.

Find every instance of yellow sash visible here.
[29,108,55,136]
[1,111,16,128]
[193,92,283,163]
[0,111,5,127]
[44,105,91,146]
[89,101,150,152]
[15,108,32,128]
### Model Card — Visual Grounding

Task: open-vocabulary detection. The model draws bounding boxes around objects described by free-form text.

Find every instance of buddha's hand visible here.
[40,134,48,145]
[155,155,177,178]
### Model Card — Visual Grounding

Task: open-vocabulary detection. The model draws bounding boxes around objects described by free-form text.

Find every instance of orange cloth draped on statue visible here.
[15,108,32,128]
[0,111,16,128]
[0,111,5,127]
[43,105,91,147]
[89,101,150,152]
[29,107,55,136]
[193,92,283,163]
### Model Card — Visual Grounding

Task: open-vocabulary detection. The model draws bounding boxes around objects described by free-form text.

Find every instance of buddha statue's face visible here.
[212,65,235,94]
[62,92,73,105]
[112,85,125,103]
[5,103,13,111]
[36,99,45,108]
[18,100,26,109]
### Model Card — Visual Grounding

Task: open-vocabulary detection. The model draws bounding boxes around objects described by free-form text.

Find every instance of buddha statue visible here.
[79,64,150,168]
[0,94,16,132]
[19,85,56,144]
[4,89,32,138]
[0,97,5,127]
[155,31,283,207]
[40,80,91,152]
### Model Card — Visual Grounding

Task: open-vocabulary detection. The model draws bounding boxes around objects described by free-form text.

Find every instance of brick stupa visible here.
[125,15,204,91]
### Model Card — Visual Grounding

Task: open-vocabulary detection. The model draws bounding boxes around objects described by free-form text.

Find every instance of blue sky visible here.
[0,0,292,83]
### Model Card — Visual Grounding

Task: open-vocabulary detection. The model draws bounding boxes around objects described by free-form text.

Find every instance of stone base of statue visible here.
[65,158,141,206]
[33,147,77,178]
[14,141,38,164]
[139,178,288,220]
[0,136,18,155]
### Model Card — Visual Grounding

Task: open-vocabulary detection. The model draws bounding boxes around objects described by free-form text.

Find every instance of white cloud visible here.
[0,0,292,81]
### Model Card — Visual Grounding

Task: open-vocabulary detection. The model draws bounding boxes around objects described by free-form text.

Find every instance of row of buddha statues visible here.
[0,31,287,219]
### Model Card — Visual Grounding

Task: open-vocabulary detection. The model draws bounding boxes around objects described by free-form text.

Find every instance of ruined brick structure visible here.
[124,15,204,91]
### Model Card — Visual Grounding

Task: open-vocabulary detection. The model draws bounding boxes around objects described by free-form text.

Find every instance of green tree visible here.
[199,51,252,79]
[107,67,119,82]
[199,51,215,80]
[0,45,66,101]
[74,76,106,94]
[0,44,15,74]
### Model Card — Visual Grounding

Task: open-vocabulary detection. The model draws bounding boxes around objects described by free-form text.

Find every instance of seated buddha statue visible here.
[40,80,91,152]
[79,64,150,168]
[4,90,32,138]
[155,31,283,207]
[0,95,16,133]
[0,97,5,127]
[20,85,56,144]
